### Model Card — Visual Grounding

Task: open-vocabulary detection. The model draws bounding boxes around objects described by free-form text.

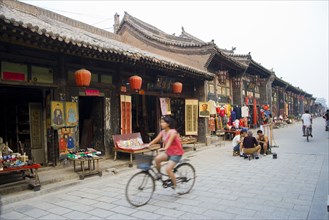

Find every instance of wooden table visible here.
[181,139,198,151]
[70,157,102,180]
[0,164,41,191]
[114,144,161,167]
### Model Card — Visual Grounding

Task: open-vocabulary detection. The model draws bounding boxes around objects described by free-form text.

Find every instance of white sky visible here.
[21,0,329,103]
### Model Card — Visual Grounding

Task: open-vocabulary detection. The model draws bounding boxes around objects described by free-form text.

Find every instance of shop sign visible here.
[85,89,100,96]
[31,66,53,84]
[1,61,28,81]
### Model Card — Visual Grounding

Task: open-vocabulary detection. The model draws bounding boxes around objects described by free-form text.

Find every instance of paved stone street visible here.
[1,118,328,220]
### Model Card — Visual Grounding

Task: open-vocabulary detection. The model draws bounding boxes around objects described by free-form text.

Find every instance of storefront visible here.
[119,71,203,142]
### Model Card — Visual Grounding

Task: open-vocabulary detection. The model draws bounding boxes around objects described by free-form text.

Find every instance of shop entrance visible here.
[0,86,45,164]
[131,95,159,142]
[78,96,104,153]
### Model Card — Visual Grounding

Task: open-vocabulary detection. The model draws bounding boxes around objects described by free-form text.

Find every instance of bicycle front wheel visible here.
[125,171,155,207]
[174,163,196,195]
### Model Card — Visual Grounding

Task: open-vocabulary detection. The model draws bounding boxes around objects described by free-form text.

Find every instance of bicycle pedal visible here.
[163,179,172,188]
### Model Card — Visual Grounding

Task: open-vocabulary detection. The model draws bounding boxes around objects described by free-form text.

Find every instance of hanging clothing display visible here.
[209,116,216,132]
[219,107,226,117]
[225,104,232,117]
[231,111,237,121]
[215,116,220,130]
[241,106,249,118]
[208,100,217,115]
[234,106,242,119]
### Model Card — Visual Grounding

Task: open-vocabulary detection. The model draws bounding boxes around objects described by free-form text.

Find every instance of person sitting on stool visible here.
[242,130,261,159]
[232,129,247,157]
[256,130,269,156]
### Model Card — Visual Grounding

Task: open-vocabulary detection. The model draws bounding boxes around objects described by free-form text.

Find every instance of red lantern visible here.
[129,75,142,90]
[75,69,91,87]
[172,82,183,94]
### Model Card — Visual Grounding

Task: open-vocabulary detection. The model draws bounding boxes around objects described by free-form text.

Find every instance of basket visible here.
[135,154,153,170]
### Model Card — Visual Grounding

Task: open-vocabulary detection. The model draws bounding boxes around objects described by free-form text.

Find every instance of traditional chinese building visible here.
[0,0,214,165]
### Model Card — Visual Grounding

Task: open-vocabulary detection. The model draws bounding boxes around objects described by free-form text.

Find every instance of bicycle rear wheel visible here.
[174,163,196,195]
[306,128,309,142]
[125,171,155,207]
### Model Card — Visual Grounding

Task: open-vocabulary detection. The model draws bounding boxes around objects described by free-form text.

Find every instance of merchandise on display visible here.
[67,148,102,160]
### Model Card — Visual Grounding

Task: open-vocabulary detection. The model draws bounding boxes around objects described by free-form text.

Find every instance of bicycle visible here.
[305,125,311,142]
[125,151,196,207]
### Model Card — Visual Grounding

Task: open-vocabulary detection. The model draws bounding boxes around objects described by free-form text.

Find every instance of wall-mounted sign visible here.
[85,89,100,96]
[1,61,28,81]
[31,66,54,84]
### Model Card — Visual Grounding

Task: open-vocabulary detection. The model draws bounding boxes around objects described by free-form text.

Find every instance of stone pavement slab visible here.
[1,118,328,220]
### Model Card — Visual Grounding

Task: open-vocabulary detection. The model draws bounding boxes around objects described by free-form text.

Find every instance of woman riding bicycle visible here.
[146,116,184,190]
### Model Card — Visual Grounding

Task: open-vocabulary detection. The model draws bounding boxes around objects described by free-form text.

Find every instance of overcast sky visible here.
[21,0,328,103]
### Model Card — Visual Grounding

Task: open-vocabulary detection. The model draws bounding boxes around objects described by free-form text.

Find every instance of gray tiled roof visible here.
[0,0,214,79]
[117,12,213,47]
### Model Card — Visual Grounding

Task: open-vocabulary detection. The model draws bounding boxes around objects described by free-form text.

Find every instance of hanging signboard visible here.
[120,95,132,134]
[31,66,54,84]
[160,98,171,115]
[185,99,198,135]
[1,61,28,81]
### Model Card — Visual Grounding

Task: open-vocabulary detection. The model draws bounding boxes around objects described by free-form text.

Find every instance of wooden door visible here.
[29,103,44,164]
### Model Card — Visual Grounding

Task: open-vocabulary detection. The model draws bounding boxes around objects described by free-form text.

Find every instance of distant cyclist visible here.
[323,109,329,131]
[301,110,312,137]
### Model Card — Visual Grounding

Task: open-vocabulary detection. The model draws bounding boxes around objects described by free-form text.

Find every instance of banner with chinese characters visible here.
[185,99,198,135]
[120,95,132,134]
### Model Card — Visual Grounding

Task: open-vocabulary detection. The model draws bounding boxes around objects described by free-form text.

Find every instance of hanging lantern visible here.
[129,75,142,91]
[75,69,91,87]
[172,82,183,94]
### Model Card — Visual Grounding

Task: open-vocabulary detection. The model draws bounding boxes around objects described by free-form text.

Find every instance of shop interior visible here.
[0,86,43,162]
[131,95,158,143]
[78,96,104,153]
[131,95,186,143]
